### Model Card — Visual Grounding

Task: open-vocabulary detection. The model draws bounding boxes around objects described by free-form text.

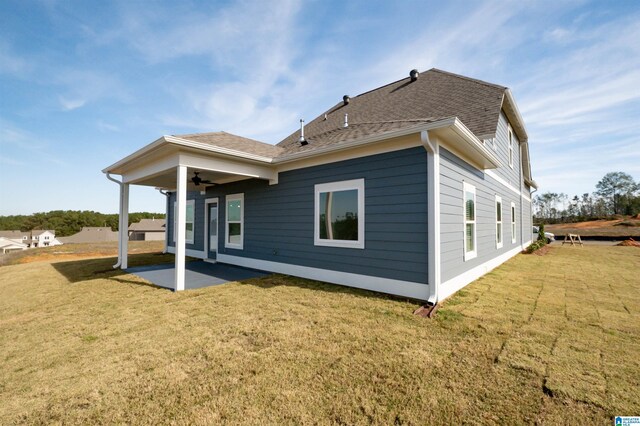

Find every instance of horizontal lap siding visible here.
[439,147,524,284]
[492,111,522,186]
[169,147,429,284]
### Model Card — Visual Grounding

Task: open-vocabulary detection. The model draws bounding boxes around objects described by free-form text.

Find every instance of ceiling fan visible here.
[191,171,214,187]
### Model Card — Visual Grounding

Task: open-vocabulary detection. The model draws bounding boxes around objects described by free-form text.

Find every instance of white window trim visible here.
[173,199,195,245]
[225,193,244,250]
[508,125,514,169]
[496,195,503,249]
[511,202,517,244]
[314,178,365,249]
[463,182,477,261]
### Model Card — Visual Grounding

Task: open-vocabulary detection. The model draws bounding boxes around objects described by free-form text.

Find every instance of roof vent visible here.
[343,113,349,128]
[343,95,350,105]
[299,119,308,146]
[410,69,419,82]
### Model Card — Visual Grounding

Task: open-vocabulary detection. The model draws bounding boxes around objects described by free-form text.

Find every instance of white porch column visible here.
[175,165,187,291]
[121,183,129,269]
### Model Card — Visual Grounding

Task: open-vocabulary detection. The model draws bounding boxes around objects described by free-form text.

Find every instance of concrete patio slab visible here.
[126,261,269,290]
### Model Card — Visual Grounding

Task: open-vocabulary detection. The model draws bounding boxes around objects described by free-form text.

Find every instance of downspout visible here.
[158,189,170,254]
[105,173,123,268]
[420,130,440,313]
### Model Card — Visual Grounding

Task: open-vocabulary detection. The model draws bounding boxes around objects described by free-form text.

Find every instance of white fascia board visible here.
[165,136,275,163]
[102,136,167,174]
[503,89,529,142]
[103,135,275,175]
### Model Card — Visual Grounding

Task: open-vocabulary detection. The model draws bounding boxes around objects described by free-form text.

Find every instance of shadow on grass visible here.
[51,253,425,305]
[51,253,174,287]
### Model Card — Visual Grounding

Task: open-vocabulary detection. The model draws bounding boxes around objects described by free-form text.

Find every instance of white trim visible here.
[225,193,244,250]
[217,253,429,300]
[511,202,517,244]
[173,199,195,244]
[204,197,219,260]
[314,178,365,249]
[496,195,503,249]
[463,181,477,261]
[421,130,440,305]
[439,242,529,301]
[484,169,531,202]
[166,245,207,259]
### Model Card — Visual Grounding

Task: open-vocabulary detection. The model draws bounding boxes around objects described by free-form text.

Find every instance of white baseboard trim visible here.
[166,246,206,259]
[439,243,525,301]
[216,253,429,300]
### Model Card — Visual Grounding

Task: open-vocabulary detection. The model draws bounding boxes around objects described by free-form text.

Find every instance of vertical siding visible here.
[440,147,525,284]
[168,147,429,284]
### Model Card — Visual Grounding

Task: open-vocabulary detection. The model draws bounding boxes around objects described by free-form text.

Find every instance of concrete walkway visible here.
[126,261,269,290]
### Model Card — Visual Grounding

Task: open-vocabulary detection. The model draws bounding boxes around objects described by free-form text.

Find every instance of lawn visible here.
[0,245,638,424]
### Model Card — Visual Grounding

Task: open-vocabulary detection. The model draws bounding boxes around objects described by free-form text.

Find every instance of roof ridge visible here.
[429,68,507,90]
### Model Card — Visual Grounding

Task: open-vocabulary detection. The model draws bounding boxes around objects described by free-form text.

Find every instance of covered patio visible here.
[126,260,268,290]
[103,133,280,291]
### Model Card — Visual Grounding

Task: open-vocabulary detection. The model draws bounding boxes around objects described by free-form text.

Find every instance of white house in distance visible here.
[0,237,28,254]
[0,230,63,249]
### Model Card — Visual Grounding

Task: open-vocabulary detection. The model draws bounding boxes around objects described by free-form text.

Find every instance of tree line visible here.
[534,172,640,223]
[0,210,165,237]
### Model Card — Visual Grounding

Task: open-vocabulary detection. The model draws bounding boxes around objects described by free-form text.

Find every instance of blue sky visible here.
[1,0,639,215]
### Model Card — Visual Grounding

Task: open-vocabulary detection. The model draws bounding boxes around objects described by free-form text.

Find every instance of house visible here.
[128,218,166,241]
[29,230,63,247]
[0,230,62,248]
[58,227,118,244]
[103,68,536,304]
[0,237,28,253]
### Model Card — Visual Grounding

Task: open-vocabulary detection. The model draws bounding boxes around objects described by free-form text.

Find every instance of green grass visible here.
[0,246,638,424]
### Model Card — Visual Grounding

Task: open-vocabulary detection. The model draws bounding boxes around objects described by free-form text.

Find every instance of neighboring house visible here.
[58,227,118,244]
[30,230,63,247]
[0,237,28,253]
[128,218,166,241]
[103,68,536,304]
[0,230,62,248]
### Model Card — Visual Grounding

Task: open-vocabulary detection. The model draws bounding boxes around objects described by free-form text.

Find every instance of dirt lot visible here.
[546,217,640,238]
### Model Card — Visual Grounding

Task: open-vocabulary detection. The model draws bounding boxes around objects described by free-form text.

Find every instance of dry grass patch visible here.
[1,245,639,424]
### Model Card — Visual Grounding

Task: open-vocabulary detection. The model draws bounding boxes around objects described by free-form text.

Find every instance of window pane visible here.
[465,191,475,221]
[186,203,194,222]
[466,224,474,252]
[319,189,358,241]
[496,202,501,221]
[497,224,501,242]
[186,223,193,241]
[228,223,241,244]
[228,200,241,222]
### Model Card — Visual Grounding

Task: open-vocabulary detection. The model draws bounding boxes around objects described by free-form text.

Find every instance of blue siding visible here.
[439,147,526,284]
[168,147,429,284]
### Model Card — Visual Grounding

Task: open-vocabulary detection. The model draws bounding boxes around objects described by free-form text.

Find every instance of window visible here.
[508,125,514,169]
[173,199,195,244]
[225,193,244,250]
[511,202,517,244]
[463,182,477,260]
[314,179,365,249]
[496,195,503,249]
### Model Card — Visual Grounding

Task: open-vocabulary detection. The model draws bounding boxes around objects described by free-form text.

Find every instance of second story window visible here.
[508,125,514,169]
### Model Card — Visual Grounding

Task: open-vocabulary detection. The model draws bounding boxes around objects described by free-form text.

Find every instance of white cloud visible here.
[59,96,86,111]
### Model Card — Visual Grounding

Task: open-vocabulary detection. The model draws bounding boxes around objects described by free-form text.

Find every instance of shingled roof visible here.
[173,131,283,158]
[276,68,506,156]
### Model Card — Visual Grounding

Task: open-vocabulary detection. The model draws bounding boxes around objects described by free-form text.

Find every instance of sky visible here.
[1,0,639,215]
